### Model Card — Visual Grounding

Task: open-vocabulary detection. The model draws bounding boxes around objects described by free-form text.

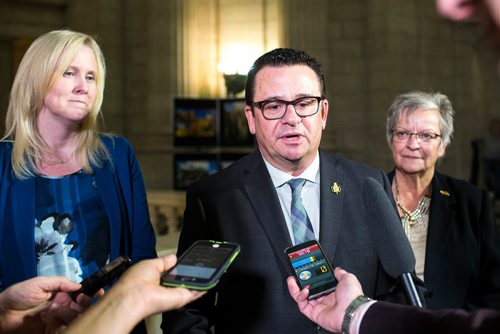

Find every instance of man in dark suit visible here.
[162,48,411,333]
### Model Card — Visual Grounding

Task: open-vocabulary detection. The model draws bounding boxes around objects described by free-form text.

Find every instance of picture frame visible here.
[173,154,219,190]
[220,98,254,147]
[174,98,218,147]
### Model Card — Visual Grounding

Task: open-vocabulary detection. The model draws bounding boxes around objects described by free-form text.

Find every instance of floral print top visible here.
[35,170,110,283]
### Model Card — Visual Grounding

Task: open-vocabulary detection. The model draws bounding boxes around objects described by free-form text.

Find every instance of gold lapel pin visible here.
[439,190,450,196]
[331,182,341,195]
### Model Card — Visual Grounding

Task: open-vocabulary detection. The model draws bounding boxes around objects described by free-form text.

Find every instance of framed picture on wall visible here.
[220,98,254,147]
[174,154,218,190]
[174,98,218,146]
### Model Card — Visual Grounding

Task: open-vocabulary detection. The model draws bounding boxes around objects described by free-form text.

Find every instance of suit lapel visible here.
[318,152,343,260]
[424,173,455,282]
[240,152,295,273]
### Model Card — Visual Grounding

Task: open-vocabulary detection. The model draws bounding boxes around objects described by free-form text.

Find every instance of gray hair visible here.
[385,91,455,148]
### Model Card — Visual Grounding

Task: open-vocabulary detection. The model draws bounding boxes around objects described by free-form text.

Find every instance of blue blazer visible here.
[0,135,157,290]
[388,170,500,310]
[163,150,405,334]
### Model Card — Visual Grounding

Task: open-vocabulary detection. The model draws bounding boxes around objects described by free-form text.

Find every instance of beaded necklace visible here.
[395,178,431,239]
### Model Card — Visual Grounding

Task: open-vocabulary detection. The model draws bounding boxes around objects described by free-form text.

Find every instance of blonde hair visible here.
[3,29,110,179]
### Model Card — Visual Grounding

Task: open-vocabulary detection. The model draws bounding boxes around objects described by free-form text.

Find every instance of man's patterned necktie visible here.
[288,178,315,244]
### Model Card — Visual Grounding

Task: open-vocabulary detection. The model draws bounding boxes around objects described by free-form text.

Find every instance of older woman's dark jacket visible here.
[388,170,500,310]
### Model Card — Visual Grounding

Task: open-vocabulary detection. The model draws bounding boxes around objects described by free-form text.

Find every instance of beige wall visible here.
[0,0,498,191]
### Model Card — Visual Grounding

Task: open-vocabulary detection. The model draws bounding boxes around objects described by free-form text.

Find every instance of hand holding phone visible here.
[71,255,132,301]
[160,240,240,290]
[285,240,337,300]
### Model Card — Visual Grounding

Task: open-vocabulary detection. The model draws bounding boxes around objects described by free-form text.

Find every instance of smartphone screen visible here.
[160,240,240,290]
[285,240,337,300]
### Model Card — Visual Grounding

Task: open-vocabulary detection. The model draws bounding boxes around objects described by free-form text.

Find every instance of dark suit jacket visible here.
[388,170,500,310]
[361,301,500,334]
[162,151,406,334]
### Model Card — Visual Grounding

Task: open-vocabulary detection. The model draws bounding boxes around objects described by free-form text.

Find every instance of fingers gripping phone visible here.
[71,255,132,301]
[285,240,337,300]
[160,240,240,290]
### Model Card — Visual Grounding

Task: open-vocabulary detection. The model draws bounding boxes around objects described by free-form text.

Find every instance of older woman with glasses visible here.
[386,91,500,311]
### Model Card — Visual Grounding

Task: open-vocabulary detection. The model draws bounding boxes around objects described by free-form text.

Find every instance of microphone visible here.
[362,177,423,307]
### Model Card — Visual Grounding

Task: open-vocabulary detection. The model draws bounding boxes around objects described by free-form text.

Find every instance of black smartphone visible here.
[160,240,240,290]
[285,240,337,300]
[71,255,132,301]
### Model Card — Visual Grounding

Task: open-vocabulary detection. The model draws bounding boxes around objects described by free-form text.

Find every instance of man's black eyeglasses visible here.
[251,96,323,120]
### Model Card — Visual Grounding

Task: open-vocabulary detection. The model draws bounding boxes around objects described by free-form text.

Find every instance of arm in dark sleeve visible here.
[361,301,500,334]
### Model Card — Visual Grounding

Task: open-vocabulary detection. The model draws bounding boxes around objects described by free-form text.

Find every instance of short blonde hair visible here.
[3,29,110,179]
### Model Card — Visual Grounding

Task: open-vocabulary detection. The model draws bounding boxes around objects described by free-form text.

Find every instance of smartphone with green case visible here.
[160,240,240,290]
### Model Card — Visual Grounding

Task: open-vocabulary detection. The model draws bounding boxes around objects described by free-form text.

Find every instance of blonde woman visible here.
[0,29,156,331]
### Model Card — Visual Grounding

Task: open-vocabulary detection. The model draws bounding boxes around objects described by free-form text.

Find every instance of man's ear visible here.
[245,106,256,135]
